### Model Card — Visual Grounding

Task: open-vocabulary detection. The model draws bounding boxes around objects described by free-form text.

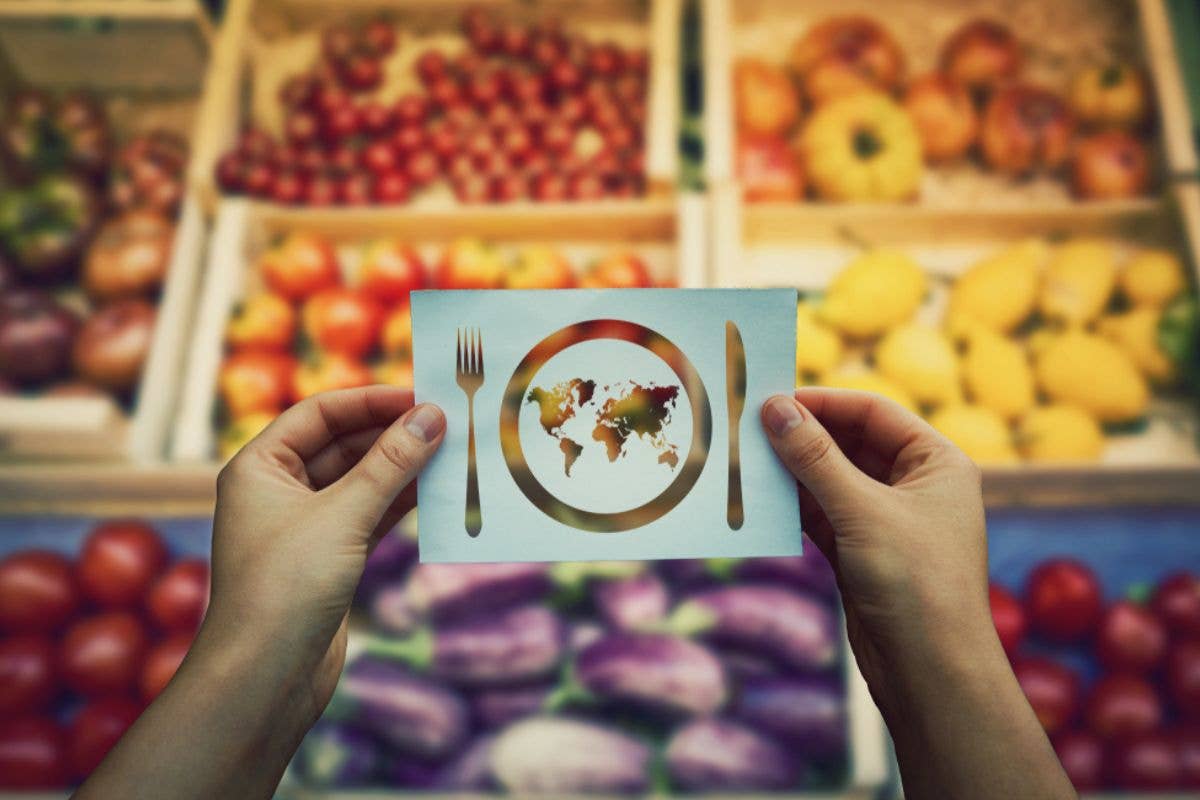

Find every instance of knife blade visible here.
[726,321,746,530]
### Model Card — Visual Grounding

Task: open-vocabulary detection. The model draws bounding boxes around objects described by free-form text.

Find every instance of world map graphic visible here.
[525,378,682,478]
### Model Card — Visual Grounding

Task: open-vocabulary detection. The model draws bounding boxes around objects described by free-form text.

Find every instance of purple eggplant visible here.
[594,572,669,630]
[384,756,439,788]
[568,621,605,653]
[490,716,652,793]
[665,718,799,791]
[668,585,839,672]
[405,562,552,622]
[330,656,469,759]
[364,605,565,686]
[719,648,784,681]
[733,676,846,759]
[733,539,838,599]
[433,734,496,791]
[658,558,718,590]
[296,723,380,787]
[356,528,418,605]
[370,583,420,636]
[472,684,555,728]
[561,632,728,716]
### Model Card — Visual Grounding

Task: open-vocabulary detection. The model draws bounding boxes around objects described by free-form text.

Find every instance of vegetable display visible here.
[295,531,848,792]
[992,564,1200,790]
[0,520,209,789]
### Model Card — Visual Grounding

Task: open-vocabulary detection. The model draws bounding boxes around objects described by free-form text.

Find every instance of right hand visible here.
[760,388,996,716]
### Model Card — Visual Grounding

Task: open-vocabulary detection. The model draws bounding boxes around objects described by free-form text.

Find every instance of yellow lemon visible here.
[795,302,844,380]
[876,323,961,407]
[1039,239,1118,325]
[962,328,1035,420]
[947,239,1047,336]
[929,404,1019,464]
[1034,330,1149,423]
[1099,307,1176,384]
[818,249,927,338]
[1119,249,1187,308]
[820,368,917,412]
[1017,405,1105,463]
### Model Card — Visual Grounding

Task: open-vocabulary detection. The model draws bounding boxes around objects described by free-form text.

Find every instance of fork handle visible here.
[465,395,481,537]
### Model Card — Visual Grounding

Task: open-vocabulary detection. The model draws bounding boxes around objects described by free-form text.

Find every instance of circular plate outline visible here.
[499,319,712,533]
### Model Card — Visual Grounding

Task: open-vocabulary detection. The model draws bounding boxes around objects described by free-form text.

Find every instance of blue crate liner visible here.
[0,516,212,558]
[987,506,1200,683]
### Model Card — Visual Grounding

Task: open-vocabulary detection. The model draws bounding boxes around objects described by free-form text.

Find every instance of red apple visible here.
[981,84,1076,175]
[734,58,800,138]
[581,252,653,288]
[736,135,804,202]
[790,16,906,105]
[1071,129,1151,200]
[941,19,1021,94]
[359,240,425,303]
[903,72,978,162]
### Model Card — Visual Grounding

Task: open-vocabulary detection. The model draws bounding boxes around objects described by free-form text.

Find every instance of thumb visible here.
[329,403,446,525]
[761,394,867,513]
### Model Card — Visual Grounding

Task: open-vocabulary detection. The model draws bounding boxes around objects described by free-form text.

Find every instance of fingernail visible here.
[764,395,805,436]
[404,404,445,443]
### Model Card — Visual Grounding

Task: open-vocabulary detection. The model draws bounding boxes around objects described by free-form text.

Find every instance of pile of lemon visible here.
[796,239,1192,464]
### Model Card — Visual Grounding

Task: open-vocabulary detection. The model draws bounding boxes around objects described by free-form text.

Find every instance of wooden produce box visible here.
[189,0,682,213]
[702,0,1199,223]
[171,194,708,462]
[0,2,212,461]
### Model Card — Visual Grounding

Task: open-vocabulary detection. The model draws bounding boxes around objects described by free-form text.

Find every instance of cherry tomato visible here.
[258,233,340,301]
[1086,674,1163,740]
[1177,726,1200,788]
[0,635,57,715]
[145,559,209,633]
[1168,639,1200,719]
[1153,573,1200,638]
[1110,732,1181,790]
[358,240,426,304]
[1013,657,1080,734]
[1052,730,1104,792]
[1095,600,1167,673]
[0,716,67,789]
[989,584,1025,655]
[225,293,296,352]
[302,288,384,358]
[59,612,148,696]
[0,550,78,633]
[218,349,297,418]
[140,633,193,702]
[77,519,167,608]
[67,697,141,779]
[1025,559,1102,643]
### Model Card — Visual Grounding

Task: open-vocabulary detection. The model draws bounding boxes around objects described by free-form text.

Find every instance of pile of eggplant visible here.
[293,532,848,794]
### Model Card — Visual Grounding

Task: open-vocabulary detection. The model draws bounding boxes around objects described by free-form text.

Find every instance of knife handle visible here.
[727,424,743,530]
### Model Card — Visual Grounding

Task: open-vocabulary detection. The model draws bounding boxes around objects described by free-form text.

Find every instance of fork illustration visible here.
[456,328,484,537]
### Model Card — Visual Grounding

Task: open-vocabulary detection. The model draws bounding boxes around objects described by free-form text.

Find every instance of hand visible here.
[761,388,1073,800]
[203,386,445,726]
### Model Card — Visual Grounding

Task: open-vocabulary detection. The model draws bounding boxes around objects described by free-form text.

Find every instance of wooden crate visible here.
[0,2,212,461]
[702,0,1198,219]
[171,194,708,462]
[189,0,682,215]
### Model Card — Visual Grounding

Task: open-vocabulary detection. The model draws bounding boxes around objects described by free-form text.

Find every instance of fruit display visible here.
[292,532,849,792]
[989,526,1200,791]
[214,231,664,459]
[733,13,1158,204]
[0,88,189,402]
[0,519,209,789]
[214,7,649,206]
[794,238,1198,464]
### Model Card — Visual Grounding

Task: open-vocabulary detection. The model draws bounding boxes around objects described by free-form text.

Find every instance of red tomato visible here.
[225,293,297,352]
[59,612,148,696]
[1095,600,1168,673]
[302,289,384,358]
[989,584,1025,655]
[218,349,297,418]
[1025,559,1102,643]
[0,635,57,715]
[1013,657,1080,734]
[67,697,141,780]
[380,303,413,357]
[291,353,375,402]
[258,233,341,301]
[1086,674,1163,740]
[1177,726,1200,788]
[1168,639,1200,719]
[77,520,168,608]
[0,550,78,633]
[1110,732,1181,790]
[140,633,193,702]
[0,716,67,789]
[1052,730,1104,792]
[1153,573,1200,639]
[358,240,426,304]
[145,559,209,633]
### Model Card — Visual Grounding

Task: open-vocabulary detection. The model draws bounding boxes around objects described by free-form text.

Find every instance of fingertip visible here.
[762,394,806,437]
[402,403,446,444]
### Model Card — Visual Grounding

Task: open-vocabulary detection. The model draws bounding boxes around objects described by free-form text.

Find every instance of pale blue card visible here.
[412,289,800,563]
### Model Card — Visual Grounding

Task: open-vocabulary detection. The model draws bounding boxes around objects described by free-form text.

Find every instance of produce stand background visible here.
[0,1,212,460]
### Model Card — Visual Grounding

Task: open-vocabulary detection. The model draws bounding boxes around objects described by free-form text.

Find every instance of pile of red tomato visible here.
[990,561,1200,790]
[0,520,209,788]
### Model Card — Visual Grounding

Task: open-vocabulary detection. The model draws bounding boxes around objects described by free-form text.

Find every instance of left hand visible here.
[201,386,445,726]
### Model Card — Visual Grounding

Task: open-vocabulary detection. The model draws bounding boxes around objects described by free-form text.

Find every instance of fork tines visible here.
[456,327,484,377]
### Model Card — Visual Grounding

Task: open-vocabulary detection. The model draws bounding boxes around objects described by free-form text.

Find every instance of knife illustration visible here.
[725,320,746,530]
